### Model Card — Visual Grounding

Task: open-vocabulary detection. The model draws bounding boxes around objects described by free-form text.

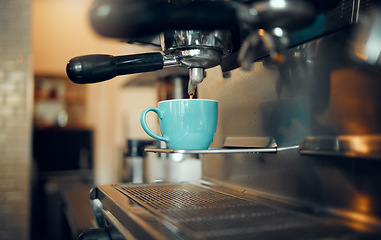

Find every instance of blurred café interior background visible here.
[0,0,201,239]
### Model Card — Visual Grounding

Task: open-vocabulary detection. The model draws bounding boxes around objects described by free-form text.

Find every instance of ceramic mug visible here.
[140,99,218,150]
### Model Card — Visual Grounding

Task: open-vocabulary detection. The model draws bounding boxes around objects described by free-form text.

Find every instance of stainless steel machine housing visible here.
[78,0,381,239]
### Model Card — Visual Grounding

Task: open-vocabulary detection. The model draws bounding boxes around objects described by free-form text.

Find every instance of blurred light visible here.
[97,4,111,17]
[269,0,287,8]
[350,136,371,155]
[171,153,184,162]
[353,194,372,213]
[354,43,369,62]
[273,27,284,37]
[258,29,265,36]
[249,8,258,16]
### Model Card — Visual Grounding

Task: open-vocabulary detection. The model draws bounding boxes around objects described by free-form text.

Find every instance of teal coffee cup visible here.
[140,99,218,150]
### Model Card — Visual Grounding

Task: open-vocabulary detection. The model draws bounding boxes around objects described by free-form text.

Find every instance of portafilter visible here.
[66,0,340,94]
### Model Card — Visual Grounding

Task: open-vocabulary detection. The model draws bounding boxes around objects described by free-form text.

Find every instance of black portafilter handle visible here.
[66,52,164,84]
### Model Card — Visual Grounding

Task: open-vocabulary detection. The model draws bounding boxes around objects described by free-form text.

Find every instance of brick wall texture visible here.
[0,1,32,240]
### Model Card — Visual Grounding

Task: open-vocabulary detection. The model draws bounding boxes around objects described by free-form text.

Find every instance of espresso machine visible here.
[67,0,381,239]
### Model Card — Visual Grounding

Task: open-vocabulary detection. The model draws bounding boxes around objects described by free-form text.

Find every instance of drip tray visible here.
[112,183,358,240]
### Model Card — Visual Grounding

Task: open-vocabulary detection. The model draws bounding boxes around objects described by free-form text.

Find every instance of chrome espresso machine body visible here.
[67,0,381,239]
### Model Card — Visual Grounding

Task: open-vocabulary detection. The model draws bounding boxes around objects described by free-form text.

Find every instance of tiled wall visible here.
[0,1,32,240]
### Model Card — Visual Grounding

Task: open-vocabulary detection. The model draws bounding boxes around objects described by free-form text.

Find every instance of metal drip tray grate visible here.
[114,183,352,239]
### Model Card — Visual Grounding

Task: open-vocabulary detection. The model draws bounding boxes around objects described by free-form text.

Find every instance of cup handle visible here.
[140,107,168,142]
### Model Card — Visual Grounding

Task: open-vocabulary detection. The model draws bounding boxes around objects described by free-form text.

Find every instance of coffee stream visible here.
[189,90,195,99]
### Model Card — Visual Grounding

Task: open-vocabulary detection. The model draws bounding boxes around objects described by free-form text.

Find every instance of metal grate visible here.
[115,183,354,239]
[325,0,376,31]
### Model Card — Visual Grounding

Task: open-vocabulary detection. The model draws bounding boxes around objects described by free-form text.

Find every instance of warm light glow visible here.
[334,209,379,232]
[332,194,379,232]
[354,43,369,61]
[326,69,381,134]
[348,136,371,155]
[352,194,372,213]
[258,29,265,36]
[272,52,284,64]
